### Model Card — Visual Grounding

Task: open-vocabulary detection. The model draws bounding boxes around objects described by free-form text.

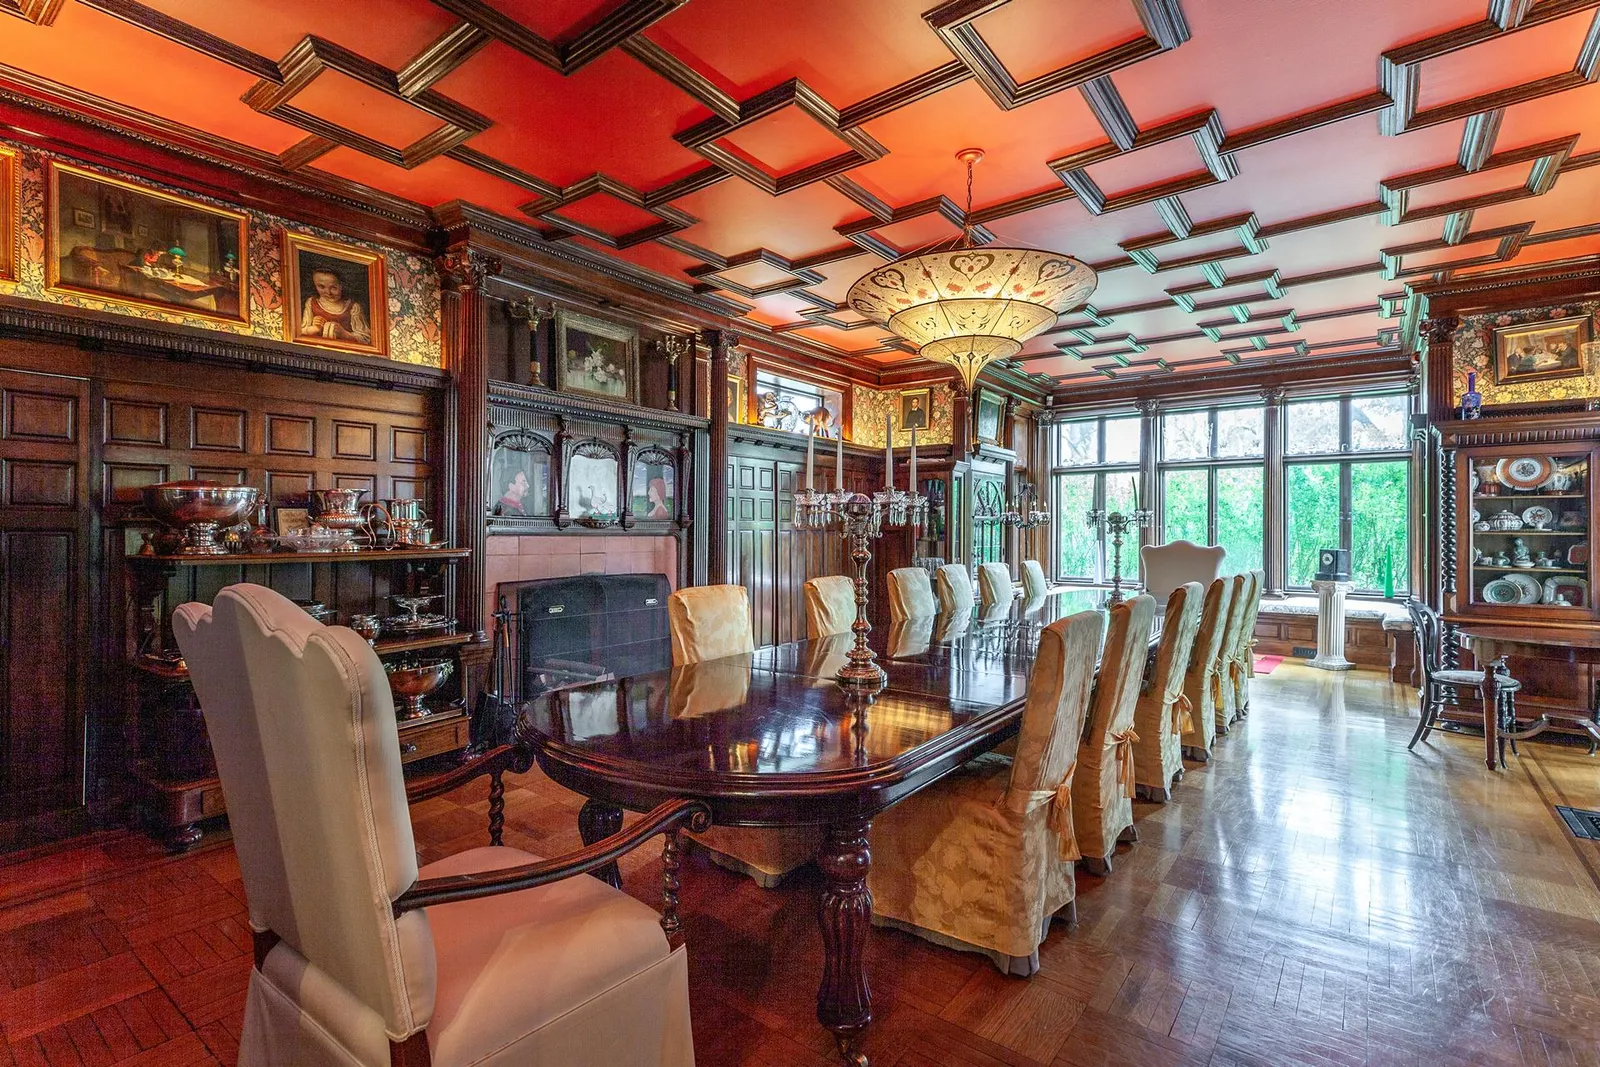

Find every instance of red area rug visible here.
[1254,655,1284,675]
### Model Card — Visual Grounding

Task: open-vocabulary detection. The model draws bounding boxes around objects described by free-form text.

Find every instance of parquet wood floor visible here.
[3,664,1600,1066]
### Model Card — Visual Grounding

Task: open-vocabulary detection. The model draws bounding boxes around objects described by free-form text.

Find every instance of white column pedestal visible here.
[1308,579,1354,671]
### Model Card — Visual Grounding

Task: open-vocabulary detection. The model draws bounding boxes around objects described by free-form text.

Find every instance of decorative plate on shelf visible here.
[1540,467,1575,492]
[1569,541,1589,566]
[1496,456,1557,490]
[1472,507,1482,523]
[1522,505,1554,529]
[1504,572,1543,604]
[1481,577,1522,605]
[1542,576,1587,607]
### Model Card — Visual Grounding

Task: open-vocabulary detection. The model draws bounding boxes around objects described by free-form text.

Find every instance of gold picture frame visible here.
[0,145,17,284]
[898,387,931,432]
[1493,315,1592,385]
[46,160,248,323]
[283,231,388,357]
[727,374,746,423]
[553,308,638,403]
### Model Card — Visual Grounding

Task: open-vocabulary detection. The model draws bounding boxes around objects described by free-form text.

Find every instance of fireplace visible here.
[492,573,673,701]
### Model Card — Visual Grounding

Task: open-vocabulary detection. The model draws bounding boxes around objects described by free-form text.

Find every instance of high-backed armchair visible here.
[1021,559,1049,600]
[173,584,702,1067]
[1228,569,1266,716]
[1141,540,1226,602]
[1212,573,1253,734]
[1132,582,1203,803]
[978,562,1014,608]
[803,575,855,639]
[668,583,821,886]
[1181,576,1236,762]
[888,566,937,620]
[1072,594,1155,876]
[935,563,975,612]
[867,609,1104,976]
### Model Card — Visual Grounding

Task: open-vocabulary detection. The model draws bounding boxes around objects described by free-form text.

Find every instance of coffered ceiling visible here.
[2,0,1599,386]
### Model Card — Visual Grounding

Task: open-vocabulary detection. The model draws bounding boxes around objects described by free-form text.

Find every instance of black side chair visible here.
[1407,599,1523,766]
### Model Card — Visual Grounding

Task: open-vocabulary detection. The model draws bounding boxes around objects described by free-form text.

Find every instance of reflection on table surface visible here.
[516,586,1146,778]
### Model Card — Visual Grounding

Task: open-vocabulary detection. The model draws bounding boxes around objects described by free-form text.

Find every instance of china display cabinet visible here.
[122,546,480,850]
[1441,415,1600,742]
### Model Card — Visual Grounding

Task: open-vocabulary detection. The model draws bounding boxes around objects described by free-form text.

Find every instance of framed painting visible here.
[0,146,14,283]
[976,392,1005,445]
[898,387,931,431]
[1494,315,1592,385]
[567,442,621,523]
[487,430,552,519]
[274,507,310,536]
[554,309,638,403]
[727,374,746,423]
[631,448,676,523]
[46,160,248,323]
[283,232,388,357]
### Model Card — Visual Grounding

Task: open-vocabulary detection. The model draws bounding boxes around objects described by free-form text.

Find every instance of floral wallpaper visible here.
[0,141,441,367]
[851,382,955,446]
[1449,300,1600,408]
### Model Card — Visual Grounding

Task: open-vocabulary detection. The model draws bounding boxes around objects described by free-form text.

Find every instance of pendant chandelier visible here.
[846,149,1098,393]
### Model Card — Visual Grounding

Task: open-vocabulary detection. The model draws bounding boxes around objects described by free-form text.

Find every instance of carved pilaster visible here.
[439,248,502,643]
[704,328,737,583]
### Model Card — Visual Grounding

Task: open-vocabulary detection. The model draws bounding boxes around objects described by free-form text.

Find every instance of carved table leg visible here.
[1479,660,1500,772]
[578,799,624,889]
[487,768,506,847]
[817,817,873,1066]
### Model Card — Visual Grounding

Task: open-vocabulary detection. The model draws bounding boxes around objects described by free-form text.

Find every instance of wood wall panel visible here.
[190,408,246,451]
[264,414,316,456]
[392,427,428,463]
[333,420,377,460]
[7,460,77,508]
[104,399,166,446]
[6,391,76,441]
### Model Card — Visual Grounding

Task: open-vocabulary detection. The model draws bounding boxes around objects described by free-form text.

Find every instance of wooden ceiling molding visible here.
[0,0,1595,394]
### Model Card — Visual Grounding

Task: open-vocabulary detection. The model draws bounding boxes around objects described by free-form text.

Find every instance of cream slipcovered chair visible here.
[1132,582,1204,803]
[173,585,700,1067]
[1181,575,1236,762]
[867,609,1105,976]
[1072,594,1156,876]
[669,584,822,886]
[804,574,855,639]
[1227,569,1266,717]
[935,563,976,612]
[888,566,937,620]
[1211,573,1253,735]
[1140,540,1225,603]
[978,562,1015,608]
[1021,559,1050,600]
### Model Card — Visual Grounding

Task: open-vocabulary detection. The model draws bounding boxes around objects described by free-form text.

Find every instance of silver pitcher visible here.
[309,488,367,531]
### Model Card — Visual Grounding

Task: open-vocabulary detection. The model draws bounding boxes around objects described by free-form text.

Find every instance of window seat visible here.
[1253,597,1414,683]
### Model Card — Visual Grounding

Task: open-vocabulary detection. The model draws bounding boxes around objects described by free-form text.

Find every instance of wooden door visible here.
[728,455,779,647]
[0,369,92,835]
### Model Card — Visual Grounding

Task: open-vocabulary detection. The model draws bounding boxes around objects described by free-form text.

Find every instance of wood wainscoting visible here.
[0,334,445,851]
[1253,606,1416,682]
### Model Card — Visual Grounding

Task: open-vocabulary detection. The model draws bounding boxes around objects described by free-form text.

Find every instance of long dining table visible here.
[514,587,1141,1065]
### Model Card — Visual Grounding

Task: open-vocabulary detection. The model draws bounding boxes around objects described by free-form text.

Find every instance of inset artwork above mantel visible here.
[1450,303,1600,409]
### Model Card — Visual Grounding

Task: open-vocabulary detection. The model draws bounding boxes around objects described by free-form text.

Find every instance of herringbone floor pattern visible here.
[3,664,1599,1066]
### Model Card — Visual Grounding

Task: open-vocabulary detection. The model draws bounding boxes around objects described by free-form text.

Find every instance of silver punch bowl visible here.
[142,481,261,556]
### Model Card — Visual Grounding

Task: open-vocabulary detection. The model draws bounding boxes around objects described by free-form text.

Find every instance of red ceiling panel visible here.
[136,0,459,70]
[717,106,860,177]
[971,0,1149,84]
[1497,79,1600,154]
[485,0,624,41]
[1415,10,1598,111]
[669,176,858,259]
[291,71,444,151]
[310,148,532,217]
[432,43,705,189]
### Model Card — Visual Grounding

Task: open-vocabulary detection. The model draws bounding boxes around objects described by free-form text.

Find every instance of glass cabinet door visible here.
[1468,451,1590,610]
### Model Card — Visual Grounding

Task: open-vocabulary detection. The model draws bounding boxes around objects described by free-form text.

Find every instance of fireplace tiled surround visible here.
[484,535,678,608]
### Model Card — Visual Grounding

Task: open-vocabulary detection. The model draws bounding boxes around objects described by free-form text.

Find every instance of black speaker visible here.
[1315,548,1350,581]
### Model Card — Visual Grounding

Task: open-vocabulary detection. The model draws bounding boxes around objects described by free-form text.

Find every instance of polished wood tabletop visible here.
[514,585,1145,1066]
[1455,624,1600,769]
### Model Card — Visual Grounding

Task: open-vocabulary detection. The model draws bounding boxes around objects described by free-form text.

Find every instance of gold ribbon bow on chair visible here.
[1169,692,1194,736]
[1110,728,1139,799]
[1210,670,1225,710]
[1023,762,1080,861]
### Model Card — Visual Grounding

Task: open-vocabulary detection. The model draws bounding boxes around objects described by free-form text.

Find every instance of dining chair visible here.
[978,562,1014,608]
[1228,569,1266,718]
[867,609,1105,976]
[667,584,755,664]
[803,574,856,639]
[1132,581,1204,802]
[1407,599,1523,766]
[888,566,937,620]
[935,563,976,612]
[1180,575,1235,763]
[173,584,701,1067]
[1072,594,1156,875]
[1210,573,1252,736]
[1140,540,1226,602]
[1021,559,1050,599]
[667,584,821,886]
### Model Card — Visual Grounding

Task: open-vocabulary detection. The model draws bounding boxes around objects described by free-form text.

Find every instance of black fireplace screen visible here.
[491,572,673,702]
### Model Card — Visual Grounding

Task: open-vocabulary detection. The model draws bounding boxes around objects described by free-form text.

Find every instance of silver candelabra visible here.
[794,486,928,686]
[1085,508,1151,604]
